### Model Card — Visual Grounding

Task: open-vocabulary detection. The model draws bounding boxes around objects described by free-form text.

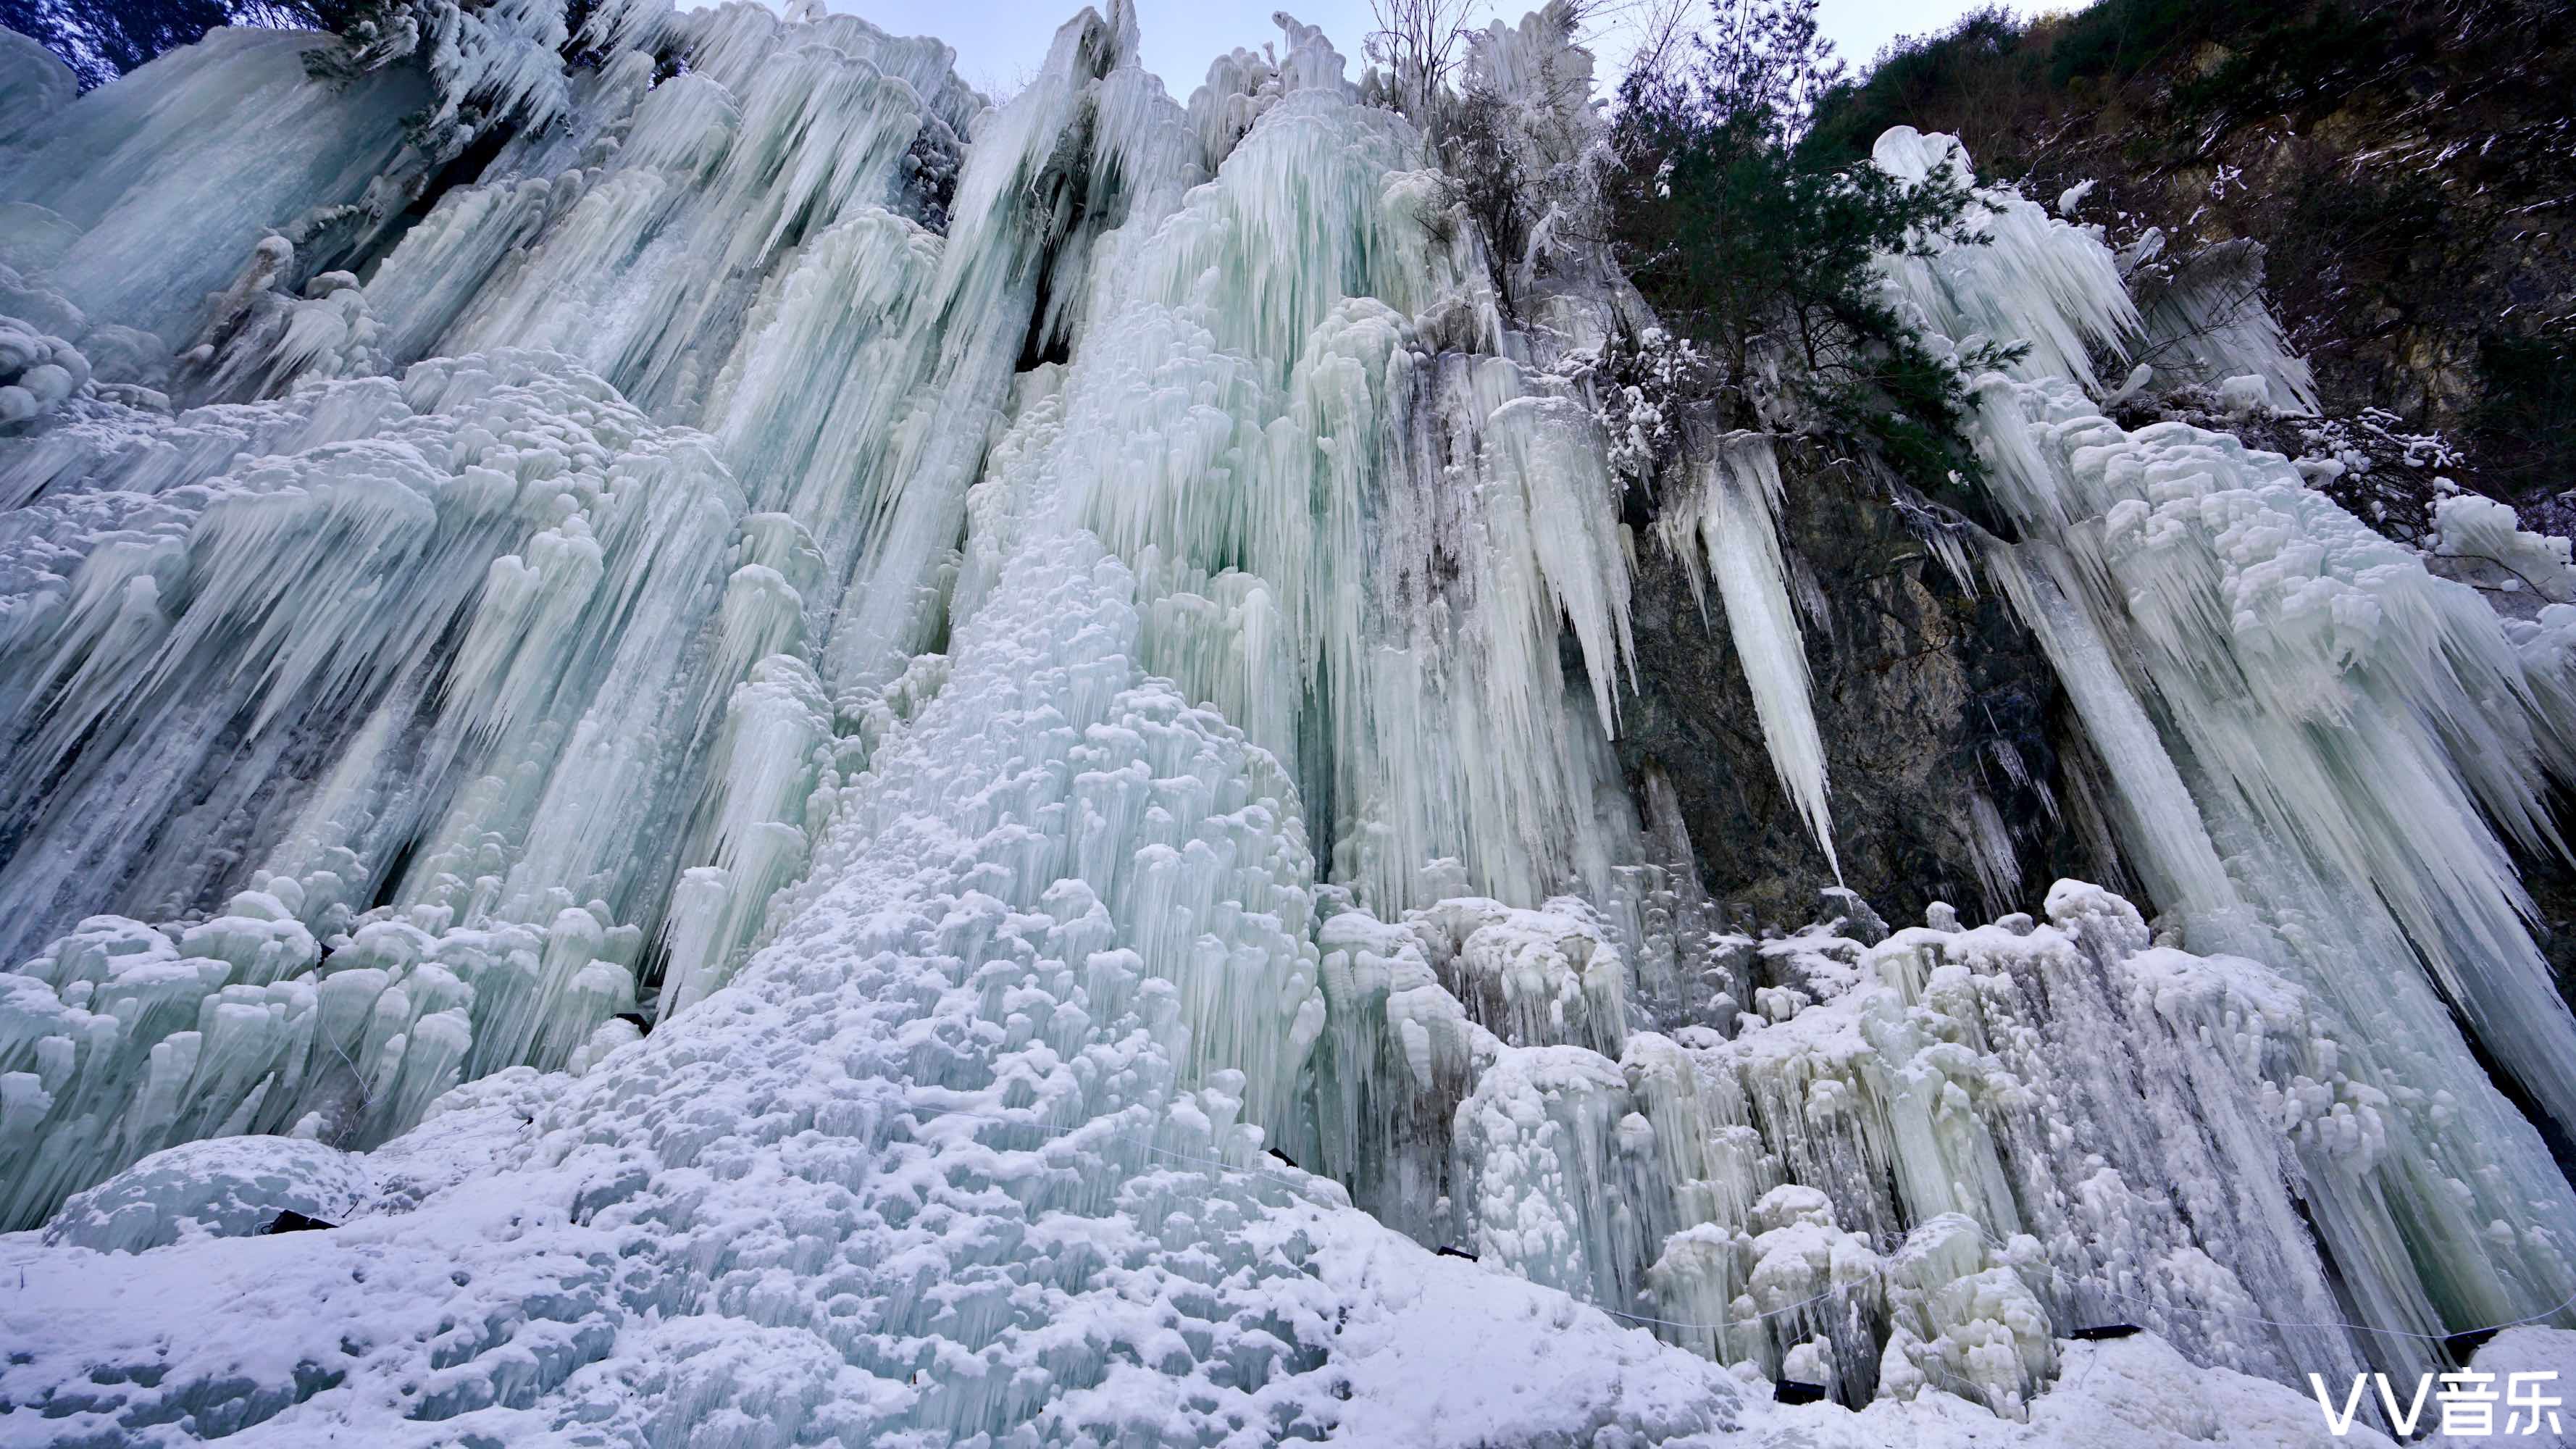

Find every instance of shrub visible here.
[1597,0,2014,517]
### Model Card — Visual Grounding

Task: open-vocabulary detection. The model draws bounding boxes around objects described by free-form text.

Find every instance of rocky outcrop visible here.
[1607,456,2114,926]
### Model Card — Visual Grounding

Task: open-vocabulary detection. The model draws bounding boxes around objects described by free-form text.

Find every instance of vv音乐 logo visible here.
[2310,1369,2562,1438]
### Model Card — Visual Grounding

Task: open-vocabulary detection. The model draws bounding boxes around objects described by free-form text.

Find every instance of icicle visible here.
[2125,236,2319,414]
[0,29,432,344]
[1883,130,2576,1368]
[1658,430,1839,875]
[1871,127,2140,391]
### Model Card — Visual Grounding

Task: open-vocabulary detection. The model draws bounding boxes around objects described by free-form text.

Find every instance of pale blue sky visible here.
[805,1,2038,100]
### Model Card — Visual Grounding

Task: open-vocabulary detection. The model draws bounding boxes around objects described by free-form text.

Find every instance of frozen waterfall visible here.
[1,4,2573,1445]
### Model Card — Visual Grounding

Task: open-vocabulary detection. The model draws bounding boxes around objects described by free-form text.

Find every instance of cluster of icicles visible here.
[1,0,2573,1441]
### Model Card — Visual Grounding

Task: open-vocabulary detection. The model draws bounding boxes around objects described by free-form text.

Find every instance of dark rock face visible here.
[1604,462,2118,927]
[2511,808,2576,1030]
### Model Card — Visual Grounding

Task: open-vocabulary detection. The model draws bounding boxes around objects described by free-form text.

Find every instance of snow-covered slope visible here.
[1,2,2573,1444]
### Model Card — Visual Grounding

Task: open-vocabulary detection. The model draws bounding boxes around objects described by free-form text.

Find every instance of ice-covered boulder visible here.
[43,1135,374,1252]
[2428,489,2576,614]
[0,311,87,425]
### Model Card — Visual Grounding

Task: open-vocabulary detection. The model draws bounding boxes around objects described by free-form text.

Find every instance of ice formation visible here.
[1,6,2572,1445]
[1654,430,1838,874]
[2123,233,2321,415]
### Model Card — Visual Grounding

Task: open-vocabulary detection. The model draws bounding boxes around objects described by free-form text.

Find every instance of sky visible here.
[806,1,2036,100]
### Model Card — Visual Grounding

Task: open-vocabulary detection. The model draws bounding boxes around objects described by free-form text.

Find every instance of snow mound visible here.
[43,1135,373,1252]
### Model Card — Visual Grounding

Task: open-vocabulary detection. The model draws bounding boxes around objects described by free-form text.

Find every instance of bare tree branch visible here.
[1365,0,1488,120]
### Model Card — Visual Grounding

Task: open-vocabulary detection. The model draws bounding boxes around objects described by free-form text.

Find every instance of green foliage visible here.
[1439,83,1542,310]
[2041,0,2230,89]
[1802,0,2299,172]
[1428,2,1596,314]
[1600,0,2011,517]
[1799,6,2029,171]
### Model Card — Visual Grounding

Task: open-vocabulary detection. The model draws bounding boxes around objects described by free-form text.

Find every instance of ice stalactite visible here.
[1870,130,2139,396]
[0,30,72,148]
[951,22,1647,919]
[361,3,977,423]
[1656,429,1839,874]
[1307,899,1497,1243]
[0,353,747,1220]
[2121,233,2321,415]
[0,314,88,428]
[2429,488,2576,611]
[1264,106,2576,1413]
[1875,125,2576,1374]
[0,21,1748,1429]
[0,30,432,346]
[1307,874,2466,1411]
[0,0,1206,1228]
[7,469,1389,1445]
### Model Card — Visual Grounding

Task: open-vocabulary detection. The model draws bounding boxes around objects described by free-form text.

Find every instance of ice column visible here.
[1656,430,1839,874]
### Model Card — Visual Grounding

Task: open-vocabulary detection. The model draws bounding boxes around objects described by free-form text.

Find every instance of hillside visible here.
[1809,0,2575,527]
